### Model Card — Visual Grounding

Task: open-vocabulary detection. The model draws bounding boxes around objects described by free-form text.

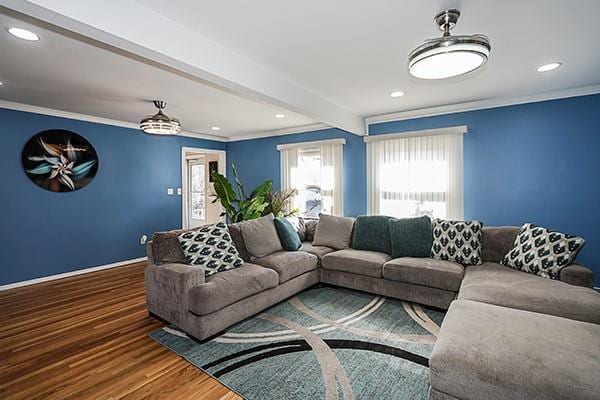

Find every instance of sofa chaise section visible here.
[459,262,600,324]
[429,299,600,400]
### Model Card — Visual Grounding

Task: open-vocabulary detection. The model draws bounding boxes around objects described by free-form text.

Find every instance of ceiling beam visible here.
[1,0,365,135]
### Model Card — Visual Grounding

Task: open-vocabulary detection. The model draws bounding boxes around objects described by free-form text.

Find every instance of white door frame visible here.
[181,147,226,229]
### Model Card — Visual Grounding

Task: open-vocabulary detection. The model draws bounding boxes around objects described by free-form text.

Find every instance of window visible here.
[278,139,345,217]
[366,126,465,220]
[190,162,206,221]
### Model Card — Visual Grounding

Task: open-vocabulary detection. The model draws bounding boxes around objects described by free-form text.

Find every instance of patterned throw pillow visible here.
[500,223,585,280]
[431,219,483,265]
[178,222,244,277]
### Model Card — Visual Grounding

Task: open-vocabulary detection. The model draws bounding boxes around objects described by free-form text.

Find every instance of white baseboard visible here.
[0,257,148,291]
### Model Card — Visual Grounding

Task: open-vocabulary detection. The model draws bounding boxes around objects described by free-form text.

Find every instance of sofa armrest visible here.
[145,253,205,323]
[559,263,594,288]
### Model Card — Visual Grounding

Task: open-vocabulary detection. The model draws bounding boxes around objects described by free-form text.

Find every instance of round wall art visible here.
[22,130,99,192]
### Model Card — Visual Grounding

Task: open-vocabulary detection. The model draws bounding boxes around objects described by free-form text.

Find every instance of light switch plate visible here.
[177,188,182,195]
[167,188,174,195]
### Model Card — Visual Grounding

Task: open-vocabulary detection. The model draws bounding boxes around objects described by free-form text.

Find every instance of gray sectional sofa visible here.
[145,216,600,400]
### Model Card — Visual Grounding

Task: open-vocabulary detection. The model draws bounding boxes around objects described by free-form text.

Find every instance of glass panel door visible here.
[188,160,205,228]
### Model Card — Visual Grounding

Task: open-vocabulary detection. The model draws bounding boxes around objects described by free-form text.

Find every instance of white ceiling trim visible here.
[363,125,467,143]
[228,123,330,142]
[0,100,228,142]
[276,138,346,151]
[365,84,600,128]
[3,0,365,135]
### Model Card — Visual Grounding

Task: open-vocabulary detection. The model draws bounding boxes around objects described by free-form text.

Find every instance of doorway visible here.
[181,147,226,229]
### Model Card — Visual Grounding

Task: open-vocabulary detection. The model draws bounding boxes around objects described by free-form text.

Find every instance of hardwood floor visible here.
[0,262,242,400]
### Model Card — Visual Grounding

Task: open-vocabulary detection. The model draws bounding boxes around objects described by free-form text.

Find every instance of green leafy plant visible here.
[211,164,273,223]
[263,189,300,218]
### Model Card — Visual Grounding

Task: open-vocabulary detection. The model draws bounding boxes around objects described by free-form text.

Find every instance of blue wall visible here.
[0,108,225,285]
[227,94,600,285]
[227,128,366,217]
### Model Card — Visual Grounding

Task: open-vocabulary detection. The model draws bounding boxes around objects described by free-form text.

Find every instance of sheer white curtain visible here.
[320,142,344,216]
[280,146,299,214]
[366,128,464,220]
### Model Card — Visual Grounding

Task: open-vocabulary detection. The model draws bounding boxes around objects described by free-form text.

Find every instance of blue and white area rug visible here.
[150,287,445,400]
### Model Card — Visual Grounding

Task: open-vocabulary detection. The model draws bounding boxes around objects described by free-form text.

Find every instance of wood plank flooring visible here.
[0,262,242,400]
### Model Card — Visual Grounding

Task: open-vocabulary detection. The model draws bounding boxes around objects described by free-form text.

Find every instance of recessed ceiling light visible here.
[274,113,285,119]
[537,62,561,72]
[211,126,221,131]
[7,27,40,41]
[390,91,405,98]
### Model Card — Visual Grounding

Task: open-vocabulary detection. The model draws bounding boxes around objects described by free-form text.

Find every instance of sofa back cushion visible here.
[388,215,433,258]
[227,222,251,262]
[239,213,283,259]
[274,217,302,251]
[481,226,520,262]
[302,218,319,242]
[313,214,354,250]
[351,215,392,254]
[151,229,186,264]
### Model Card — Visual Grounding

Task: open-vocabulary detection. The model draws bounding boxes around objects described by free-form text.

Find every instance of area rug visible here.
[150,286,445,400]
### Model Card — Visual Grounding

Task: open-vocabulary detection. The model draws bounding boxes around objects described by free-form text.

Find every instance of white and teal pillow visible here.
[431,219,483,265]
[178,222,244,277]
[501,223,585,280]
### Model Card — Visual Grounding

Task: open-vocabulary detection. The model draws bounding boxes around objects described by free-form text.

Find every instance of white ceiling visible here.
[1,0,600,140]
[0,11,317,140]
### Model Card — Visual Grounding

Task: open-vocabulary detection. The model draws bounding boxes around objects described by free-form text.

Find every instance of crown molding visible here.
[364,84,600,127]
[227,123,331,142]
[0,100,229,142]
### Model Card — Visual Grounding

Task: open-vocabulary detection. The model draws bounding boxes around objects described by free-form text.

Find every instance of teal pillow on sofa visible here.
[351,215,392,255]
[274,217,301,251]
[389,215,433,258]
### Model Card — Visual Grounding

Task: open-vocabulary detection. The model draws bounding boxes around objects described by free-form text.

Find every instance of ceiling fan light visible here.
[408,10,491,80]
[140,101,181,135]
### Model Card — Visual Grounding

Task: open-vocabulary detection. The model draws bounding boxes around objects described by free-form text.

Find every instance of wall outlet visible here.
[140,234,148,245]
[167,188,174,195]
[177,187,182,195]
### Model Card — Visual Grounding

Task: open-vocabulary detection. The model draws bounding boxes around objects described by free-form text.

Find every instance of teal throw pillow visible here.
[351,215,392,255]
[389,215,433,258]
[274,217,301,251]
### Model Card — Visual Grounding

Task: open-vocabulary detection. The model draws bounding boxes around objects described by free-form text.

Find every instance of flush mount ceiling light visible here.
[140,100,181,135]
[537,62,561,72]
[7,27,40,41]
[408,9,490,80]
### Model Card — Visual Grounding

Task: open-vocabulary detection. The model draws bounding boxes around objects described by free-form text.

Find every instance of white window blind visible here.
[278,139,344,216]
[366,126,465,220]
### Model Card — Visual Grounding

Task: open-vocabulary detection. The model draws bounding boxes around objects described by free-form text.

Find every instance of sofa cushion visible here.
[481,226,519,262]
[227,222,251,262]
[239,213,283,259]
[302,217,319,242]
[274,217,301,251]
[313,214,355,250]
[178,222,244,277]
[253,251,318,283]
[388,215,433,258]
[500,223,586,280]
[351,215,392,255]
[383,258,464,291]
[188,263,279,315]
[459,262,600,324]
[559,263,594,288]
[151,229,186,264]
[430,299,600,400]
[321,249,391,278]
[300,241,335,264]
[432,219,483,265]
